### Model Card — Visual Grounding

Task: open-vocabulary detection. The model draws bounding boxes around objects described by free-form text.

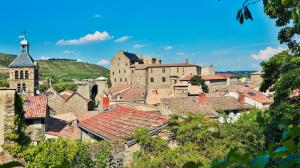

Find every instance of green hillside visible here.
[0,53,109,81]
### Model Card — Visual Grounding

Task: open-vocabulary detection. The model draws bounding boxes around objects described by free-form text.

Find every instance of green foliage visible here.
[2,94,30,157]
[39,83,50,93]
[190,76,209,93]
[21,139,111,168]
[0,161,23,168]
[0,53,16,67]
[130,111,265,167]
[0,79,9,87]
[212,126,300,168]
[53,82,77,93]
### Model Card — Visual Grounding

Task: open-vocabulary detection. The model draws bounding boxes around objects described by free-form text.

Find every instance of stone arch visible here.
[91,84,98,108]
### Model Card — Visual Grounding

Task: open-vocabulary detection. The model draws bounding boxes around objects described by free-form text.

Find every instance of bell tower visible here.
[8,33,39,96]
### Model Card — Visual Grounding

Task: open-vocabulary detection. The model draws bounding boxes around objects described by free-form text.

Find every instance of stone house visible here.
[110,51,212,91]
[250,71,263,85]
[23,95,48,145]
[45,87,93,116]
[8,37,39,96]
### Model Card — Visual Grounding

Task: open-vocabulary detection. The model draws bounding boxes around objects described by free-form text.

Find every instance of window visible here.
[125,62,128,66]
[125,78,127,82]
[114,78,116,82]
[150,68,153,73]
[120,78,122,82]
[112,72,114,75]
[162,68,165,73]
[15,70,19,79]
[162,77,166,83]
[20,71,24,79]
[25,71,29,79]
[132,70,134,73]
[150,78,154,83]
[22,83,26,92]
[17,84,21,93]
[119,70,121,73]
[118,63,119,66]
[182,68,185,75]
[177,68,179,73]
[124,70,126,73]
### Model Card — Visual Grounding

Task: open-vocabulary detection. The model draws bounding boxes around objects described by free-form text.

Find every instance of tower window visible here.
[162,77,166,83]
[22,84,26,92]
[17,84,21,93]
[150,78,154,83]
[15,70,19,79]
[20,71,24,79]
[25,71,29,79]
[162,68,165,73]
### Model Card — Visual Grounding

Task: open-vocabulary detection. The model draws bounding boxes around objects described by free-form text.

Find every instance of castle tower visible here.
[8,36,39,96]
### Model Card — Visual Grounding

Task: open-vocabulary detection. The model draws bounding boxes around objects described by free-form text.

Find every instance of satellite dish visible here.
[36,90,40,95]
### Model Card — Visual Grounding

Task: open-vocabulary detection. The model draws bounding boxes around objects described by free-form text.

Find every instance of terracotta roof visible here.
[201,75,226,81]
[59,90,91,102]
[79,105,168,141]
[108,84,130,94]
[46,115,81,139]
[131,63,200,70]
[23,96,48,119]
[217,73,236,78]
[146,89,172,105]
[244,89,273,104]
[161,96,253,118]
[119,88,146,100]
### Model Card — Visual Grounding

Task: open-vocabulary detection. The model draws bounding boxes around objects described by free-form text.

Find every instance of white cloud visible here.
[177,52,185,56]
[164,46,173,50]
[98,59,109,65]
[251,46,284,61]
[56,31,112,45]
[133,44,145,49]
[93,14,102,18]
[76,58,85,62]
[114,36,131,43]
[63,50,79,55]
[39,56,49,60]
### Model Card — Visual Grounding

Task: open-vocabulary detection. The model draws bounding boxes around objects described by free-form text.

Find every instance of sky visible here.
[0,0,283,71]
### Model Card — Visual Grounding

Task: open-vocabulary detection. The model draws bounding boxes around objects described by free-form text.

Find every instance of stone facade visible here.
[0,89,16,153]
[201,65,215,76]
[110,51,206,91]
[9,66,38,96]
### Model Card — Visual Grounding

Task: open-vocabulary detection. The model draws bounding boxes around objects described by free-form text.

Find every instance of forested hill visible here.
[0,52,109,81]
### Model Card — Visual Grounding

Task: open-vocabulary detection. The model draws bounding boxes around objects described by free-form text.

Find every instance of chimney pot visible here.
[199,92,206,105]
[102,97,110,110]
[239,92,245,104]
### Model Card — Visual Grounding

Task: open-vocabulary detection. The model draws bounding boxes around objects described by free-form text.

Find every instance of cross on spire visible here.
[22,29,27,38]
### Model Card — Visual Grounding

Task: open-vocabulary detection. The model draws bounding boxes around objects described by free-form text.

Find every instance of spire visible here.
[20,30,29,54]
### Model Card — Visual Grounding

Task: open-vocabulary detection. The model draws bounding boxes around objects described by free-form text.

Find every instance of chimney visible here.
[102,97,110,110]
[199,93,206,105]
[152,89,158,95]
[239,92,245,104]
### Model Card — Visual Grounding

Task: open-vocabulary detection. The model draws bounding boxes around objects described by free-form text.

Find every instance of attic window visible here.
[248,92,256,96]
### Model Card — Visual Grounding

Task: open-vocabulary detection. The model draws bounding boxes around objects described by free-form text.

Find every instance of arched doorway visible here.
[91,85,98,108]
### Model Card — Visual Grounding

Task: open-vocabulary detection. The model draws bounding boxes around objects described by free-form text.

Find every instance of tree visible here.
[190,76,209,93]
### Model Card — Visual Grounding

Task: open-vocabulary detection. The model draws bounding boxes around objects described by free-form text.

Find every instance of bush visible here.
[53,82,76,93]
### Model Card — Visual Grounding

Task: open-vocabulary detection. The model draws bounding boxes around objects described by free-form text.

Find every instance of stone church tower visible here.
[8,37,39,96]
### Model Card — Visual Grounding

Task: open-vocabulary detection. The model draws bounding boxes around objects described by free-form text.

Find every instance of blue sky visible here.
[0,0,282,71]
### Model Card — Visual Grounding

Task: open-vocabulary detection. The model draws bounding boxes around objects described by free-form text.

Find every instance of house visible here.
[23,95,48,144]
[250,71,263,85]
[45,87,93,116]
[146,89,173,105]
[222,84,273,109]
[217,73,239,85]
[108,85,146,104]
[78,105,168,145]
[160,93,253,119]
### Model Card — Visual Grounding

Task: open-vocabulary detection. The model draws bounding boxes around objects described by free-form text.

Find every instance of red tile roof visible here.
[79,106,168,141]
[59,90,91,102]
[244,89,273,104]
[108,84,130,94]
[217,73,236,78]
[201,75,226,81]
[23,96,48,119]
[119,88,146,100]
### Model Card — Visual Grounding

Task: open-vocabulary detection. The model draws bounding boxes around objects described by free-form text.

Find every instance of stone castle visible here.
[110,51,215,91]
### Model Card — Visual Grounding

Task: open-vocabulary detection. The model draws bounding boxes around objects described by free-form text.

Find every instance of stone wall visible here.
[0,89,15,153]
[9,67,38,96]
[110,52,132,86]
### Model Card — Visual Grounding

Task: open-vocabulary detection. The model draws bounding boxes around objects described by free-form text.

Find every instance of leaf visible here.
[250,154,270,168]
[244,6,253,21]
[239,13,244,24]
[236,9,242,20]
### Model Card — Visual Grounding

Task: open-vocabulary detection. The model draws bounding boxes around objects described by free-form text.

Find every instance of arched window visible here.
[25,70,29,79]
[17,84,21,93]
[22,84,26,92]
[15,70,19,79]
[20,71,24,79]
